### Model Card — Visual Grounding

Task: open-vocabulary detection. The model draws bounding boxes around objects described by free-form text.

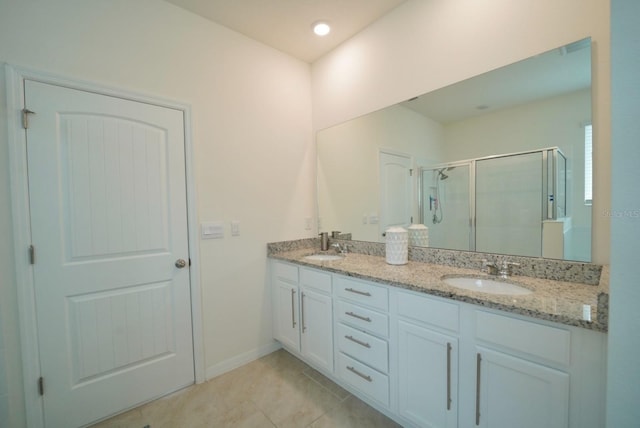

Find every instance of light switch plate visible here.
[201,221,224,239]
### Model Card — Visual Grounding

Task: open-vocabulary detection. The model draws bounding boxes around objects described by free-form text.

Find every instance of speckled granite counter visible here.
[268,242,609,333]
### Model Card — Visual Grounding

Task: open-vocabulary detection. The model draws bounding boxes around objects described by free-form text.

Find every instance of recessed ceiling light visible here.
[313,21,331,37]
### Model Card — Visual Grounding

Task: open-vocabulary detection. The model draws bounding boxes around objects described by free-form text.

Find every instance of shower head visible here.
[438,168,449,180]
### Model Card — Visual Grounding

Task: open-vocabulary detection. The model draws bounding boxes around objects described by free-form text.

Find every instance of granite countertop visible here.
[269,247,609,332]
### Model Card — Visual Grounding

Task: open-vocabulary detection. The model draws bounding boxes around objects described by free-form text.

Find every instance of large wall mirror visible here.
[317,38,592,262]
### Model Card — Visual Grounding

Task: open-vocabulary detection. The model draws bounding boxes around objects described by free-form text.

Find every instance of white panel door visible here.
[379,151,412,242]
[24,80,194,427]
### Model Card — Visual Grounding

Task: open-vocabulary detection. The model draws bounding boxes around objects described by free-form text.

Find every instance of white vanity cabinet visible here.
[397,292,460,428]
[474,348,569,428]
[394,289,606,428]
[272,261,300,351]
[270,259,606,428]
[334,275,391,407]
[469,310,600,428]
[472,311,571,428]
[271,261,334,373]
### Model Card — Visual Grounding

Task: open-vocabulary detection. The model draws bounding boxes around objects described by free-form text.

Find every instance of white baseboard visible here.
[204,341,282,381]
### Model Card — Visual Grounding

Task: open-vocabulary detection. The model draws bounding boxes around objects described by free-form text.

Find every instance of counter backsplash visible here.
[267,238,603,286]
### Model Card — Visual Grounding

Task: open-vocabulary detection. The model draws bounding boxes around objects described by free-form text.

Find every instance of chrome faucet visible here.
[481,259,500,276]
[481,259,520,278]
[332,243,349,254]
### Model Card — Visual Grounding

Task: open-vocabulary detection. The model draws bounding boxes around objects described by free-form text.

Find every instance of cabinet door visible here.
[475,348,569,428]
[398,321,458,428]
[273,278,300,352]
[300,287,333,372]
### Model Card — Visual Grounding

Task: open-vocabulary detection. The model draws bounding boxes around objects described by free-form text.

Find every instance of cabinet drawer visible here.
[300,267,332,294]
[476,311,571,366]
[337,323,389,373]
[397,291,459,333]
[273,261,298,283]
[335,276,388,311]
[337,352,389,406]
[337,300,389,337]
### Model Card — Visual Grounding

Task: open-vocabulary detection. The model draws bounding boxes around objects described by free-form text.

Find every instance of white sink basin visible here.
[442,276,533,296]
[304,254,344,261]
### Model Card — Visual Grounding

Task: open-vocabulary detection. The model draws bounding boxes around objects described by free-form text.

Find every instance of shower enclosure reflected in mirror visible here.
[317,38,592,262]
[420,148,575,259]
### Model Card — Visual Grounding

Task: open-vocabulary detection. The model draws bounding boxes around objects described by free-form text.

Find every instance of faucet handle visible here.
[481,259,499,275]
[501,261,520,276]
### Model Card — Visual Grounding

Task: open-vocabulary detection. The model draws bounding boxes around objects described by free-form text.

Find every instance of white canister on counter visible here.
[385,226,408,265]
[408,224,429,247]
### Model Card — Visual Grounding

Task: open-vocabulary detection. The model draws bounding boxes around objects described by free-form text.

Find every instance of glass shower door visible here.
[475,152,543,257]
[420,163,471,250]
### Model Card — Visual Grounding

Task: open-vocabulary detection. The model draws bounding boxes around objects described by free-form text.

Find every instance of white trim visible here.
[205,341,282,380]
[4,64,205,427]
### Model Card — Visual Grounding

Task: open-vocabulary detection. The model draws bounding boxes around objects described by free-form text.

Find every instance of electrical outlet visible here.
[231,220,240,236]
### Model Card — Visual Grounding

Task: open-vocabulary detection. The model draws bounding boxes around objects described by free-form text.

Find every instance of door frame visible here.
[5,64,205,428]
[378,148,414,241]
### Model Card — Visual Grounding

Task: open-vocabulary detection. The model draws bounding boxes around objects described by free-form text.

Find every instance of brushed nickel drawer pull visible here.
[291,289,296,328]
[301,292,307,333]
[476,353,482,425]
[345,287,372,297]
[345,335,371,348]
[347,366,372,382]
[345,311,372,322]
[447,342,452,411]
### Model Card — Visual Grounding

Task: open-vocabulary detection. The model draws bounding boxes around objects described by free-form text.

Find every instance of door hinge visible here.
[409,168,413,176]
[38,376,44,396]
[188,258,192,266]
[22,108,35,129]
[29,245,35,265]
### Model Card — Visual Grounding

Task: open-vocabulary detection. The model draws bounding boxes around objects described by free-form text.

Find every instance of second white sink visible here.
[304,254,344,261]
[442,276,533,296]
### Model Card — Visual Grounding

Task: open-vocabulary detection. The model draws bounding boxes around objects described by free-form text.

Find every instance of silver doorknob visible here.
[175,259,187,268]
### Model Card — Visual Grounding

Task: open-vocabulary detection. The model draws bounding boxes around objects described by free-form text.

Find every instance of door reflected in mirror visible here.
[317,38,592,262]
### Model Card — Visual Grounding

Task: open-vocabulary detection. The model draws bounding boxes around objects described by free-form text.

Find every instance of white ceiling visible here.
[163,0,408,63]
[401,39,592,123]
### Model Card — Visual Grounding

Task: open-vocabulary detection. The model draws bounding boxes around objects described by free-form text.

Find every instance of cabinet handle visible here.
[476,353,482,426]
[301,292,307,333]
[345,287,372,297]
[447,342,452,411]
[345,311,372,322]
[345,335,371,348]
[347,365,372,382]
[291,289,296,328]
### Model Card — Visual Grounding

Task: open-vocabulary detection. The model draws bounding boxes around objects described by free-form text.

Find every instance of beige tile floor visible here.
[91,349,401,428]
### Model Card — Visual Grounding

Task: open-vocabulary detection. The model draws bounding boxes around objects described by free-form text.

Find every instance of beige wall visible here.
[311,0,610,264]
[317,104,444,241]
[0,0,314,425]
